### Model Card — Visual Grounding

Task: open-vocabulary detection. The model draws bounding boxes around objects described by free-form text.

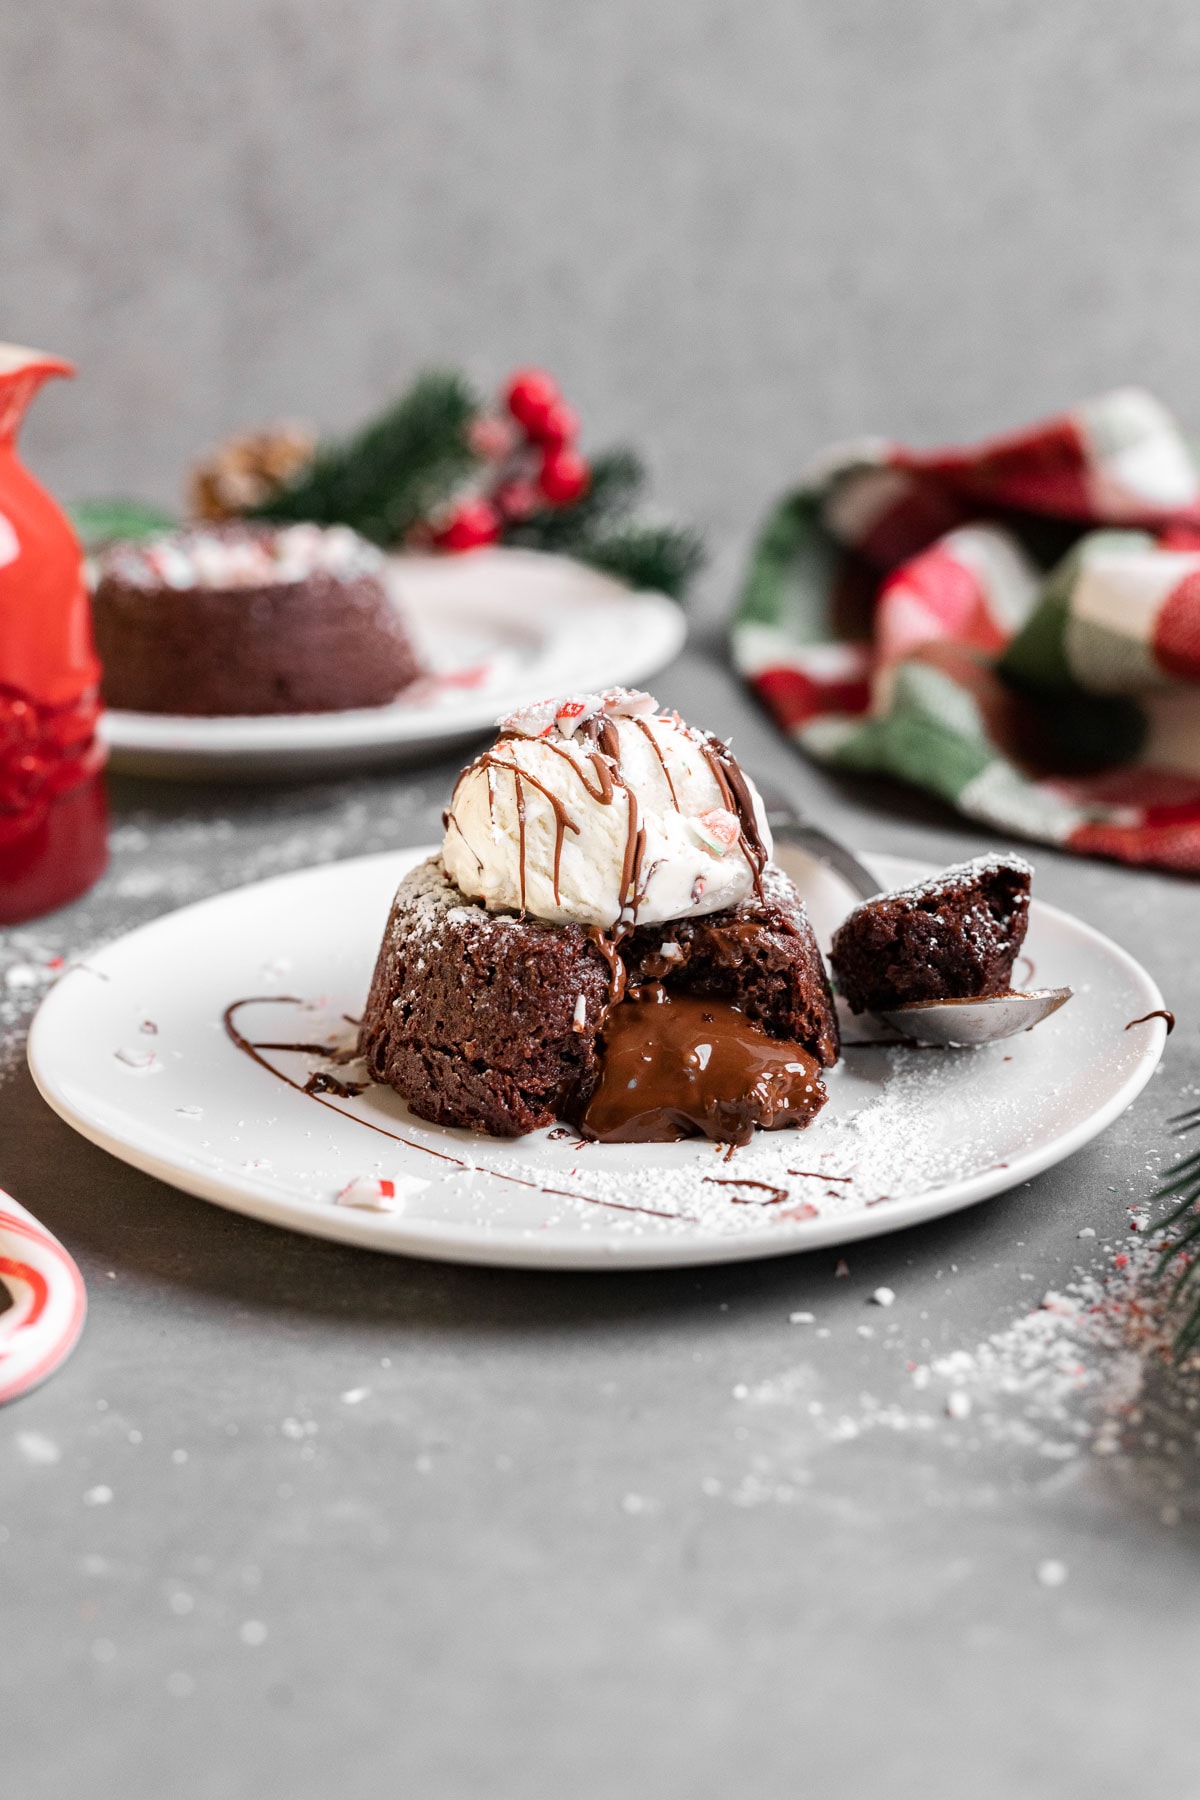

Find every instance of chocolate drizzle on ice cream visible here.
[441,687,773,934]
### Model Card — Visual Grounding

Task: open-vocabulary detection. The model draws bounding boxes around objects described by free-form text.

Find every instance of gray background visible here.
[3,5,1200,1796]
[7,0,1200,615]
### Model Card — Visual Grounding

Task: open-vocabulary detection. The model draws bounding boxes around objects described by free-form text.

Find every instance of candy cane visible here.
[0,1189,86,1404]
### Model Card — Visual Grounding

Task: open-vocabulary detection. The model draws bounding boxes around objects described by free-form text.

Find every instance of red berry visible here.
[467,414,518,461]
[504,367,561,436]
[533,398,579,449]
[537,447,590,507]
[494,477,542,521]
[435,498,502,552]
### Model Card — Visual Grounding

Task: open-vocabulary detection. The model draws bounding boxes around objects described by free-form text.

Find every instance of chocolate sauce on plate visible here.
[701,1176,790,1205]
[1125,1009,1175,1034]
[304,1070,367,1099]
[223,996,683,1221]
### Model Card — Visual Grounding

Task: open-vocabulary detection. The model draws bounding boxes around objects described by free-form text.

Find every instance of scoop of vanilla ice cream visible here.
[441,693,772,928]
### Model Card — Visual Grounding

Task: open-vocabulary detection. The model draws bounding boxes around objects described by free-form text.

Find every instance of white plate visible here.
[27,846,1168,1271]
[99,549,687,780]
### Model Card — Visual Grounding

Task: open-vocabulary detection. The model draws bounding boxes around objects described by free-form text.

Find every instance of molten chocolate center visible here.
[580,988,826,1147]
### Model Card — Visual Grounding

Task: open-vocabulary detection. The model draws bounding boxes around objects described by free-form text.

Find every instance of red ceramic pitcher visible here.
[0,345,107,925]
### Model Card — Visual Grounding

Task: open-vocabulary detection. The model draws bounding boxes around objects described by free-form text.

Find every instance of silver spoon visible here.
[758,789,1071,1047]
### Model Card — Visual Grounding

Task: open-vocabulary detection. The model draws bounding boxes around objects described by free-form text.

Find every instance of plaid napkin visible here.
[731,389,1200,872]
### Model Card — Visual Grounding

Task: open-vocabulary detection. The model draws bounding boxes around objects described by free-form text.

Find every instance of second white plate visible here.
[100,549,687,779]
[27,846,1167,1270]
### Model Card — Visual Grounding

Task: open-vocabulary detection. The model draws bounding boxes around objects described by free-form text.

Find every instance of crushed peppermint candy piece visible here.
[497,697,559,738]
[500,689,660,736]
[554,695,603,736]
[690,808,741,855]
[658,941,683,962]
[335,1174,430,1213]
[601,686,657,717]
[114,1047,161,1073]
[106,523,381,590]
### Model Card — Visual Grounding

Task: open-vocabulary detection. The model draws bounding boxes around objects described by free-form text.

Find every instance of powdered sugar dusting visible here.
[463,1040,1034,1237]
[837,851,1034,919]
[918,1230,1199,1476]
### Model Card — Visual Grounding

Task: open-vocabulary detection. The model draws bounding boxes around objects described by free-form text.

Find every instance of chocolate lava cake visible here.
[829,853,1032,1015]
[359,857,839,1142]
[92,521,421,716]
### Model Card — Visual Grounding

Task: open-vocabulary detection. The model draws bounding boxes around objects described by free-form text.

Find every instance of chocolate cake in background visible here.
[92,521,421,716]
[829,854,1032,1015]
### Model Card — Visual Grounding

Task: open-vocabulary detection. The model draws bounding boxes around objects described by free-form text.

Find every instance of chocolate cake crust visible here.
[360,856,839,1138]
[829,854,1032,1015]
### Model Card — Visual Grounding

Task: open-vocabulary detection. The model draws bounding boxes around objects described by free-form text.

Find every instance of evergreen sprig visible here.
[506,450,646,548]
[78,371,704,598]
[253,377,703,595]
[252,369,480,546]
[1152,1100,1200,1358]
[572,522,705,599]
[502,449,703,599]
[69,498,178,552]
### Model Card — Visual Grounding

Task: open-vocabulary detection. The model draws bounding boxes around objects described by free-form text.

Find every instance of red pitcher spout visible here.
[0,345,76,445]
[0,343,107,923]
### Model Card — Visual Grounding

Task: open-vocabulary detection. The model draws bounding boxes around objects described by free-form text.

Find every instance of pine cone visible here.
[188,423,317,522]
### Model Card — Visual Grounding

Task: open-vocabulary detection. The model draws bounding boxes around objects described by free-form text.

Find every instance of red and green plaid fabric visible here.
[732,389,1200,872]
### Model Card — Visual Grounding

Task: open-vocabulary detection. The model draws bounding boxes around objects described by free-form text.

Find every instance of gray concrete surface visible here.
[7,1,1200,621]
[0,647,1198,1798]
[4,4,1200,1788]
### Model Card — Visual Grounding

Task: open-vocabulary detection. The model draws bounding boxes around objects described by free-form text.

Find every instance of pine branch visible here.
[502,448,704,598]
[69,498,177,552]
[503,450,648,552]
[575,523,705,599]
[1152,1106,1200,1358]
[78,373,704,597]
[253,370,479,546]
